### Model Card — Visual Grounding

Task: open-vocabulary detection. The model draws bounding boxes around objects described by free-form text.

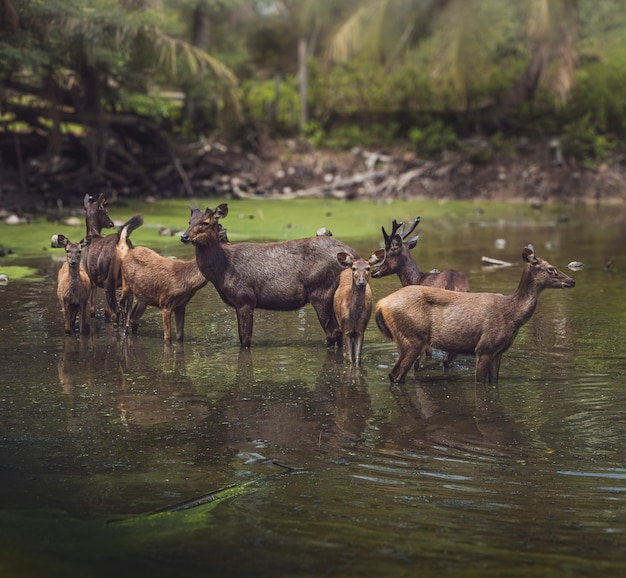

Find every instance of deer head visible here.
[370,217,420,278]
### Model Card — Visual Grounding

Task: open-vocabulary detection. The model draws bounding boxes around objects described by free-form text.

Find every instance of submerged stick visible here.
[107,461,303,524]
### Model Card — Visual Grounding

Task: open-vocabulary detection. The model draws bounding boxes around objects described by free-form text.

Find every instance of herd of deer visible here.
[53,193,576,384]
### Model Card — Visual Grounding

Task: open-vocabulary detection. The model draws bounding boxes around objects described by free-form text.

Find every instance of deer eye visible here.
[548,266,556,274]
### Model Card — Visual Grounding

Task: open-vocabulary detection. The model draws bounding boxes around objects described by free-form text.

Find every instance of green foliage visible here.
[409,119,458,156]
[118,90,179,124]
[241,78,299,132]
[561,114,614,168]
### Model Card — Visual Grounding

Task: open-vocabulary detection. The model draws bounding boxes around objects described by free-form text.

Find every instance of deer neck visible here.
[397,254,425,286]
[510,264,541,324]
[68,263,81,282]
[194,232,227,282]
[85,219,104,238]
[350,282,370,306]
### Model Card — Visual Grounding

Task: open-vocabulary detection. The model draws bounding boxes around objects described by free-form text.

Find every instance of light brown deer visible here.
[375,244,575,384]
[117,215,211,342]
[55,234,92,335]
[333,252,373,365]
[180,204,360,348]
[370,217,470,367]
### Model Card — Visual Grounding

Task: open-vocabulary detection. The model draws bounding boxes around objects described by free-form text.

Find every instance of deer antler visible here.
[383,220,405,248]
[400,216,420,240]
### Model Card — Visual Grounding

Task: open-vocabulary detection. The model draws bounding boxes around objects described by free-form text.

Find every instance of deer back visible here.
[122,246,208,309]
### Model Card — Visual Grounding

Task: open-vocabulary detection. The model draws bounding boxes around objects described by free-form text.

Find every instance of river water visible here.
[0,201,625,577]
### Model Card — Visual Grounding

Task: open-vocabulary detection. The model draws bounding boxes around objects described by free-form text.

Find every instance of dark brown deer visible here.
[333,252,373,365]
[375,244,575,384]
[81,193,143,325]
[180,203,360,348]
[117,215,212,342]
[370,217,470,367]
[370,217,470,290]
[55,234,92,335]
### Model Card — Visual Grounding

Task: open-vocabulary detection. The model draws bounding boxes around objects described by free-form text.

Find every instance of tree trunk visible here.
[298,36,308,131]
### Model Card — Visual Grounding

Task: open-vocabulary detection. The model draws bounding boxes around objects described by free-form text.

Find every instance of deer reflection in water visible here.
[380,380,522,459]
[57,334,212,435]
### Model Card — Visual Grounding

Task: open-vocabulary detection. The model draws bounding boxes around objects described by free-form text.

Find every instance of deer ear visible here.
[406,235,419,250]
[336,252,353,268]
[84,193,93,207]
[215,204,229,219]
[97,192,106,205]
[369,248,386,265]
[55,234,69,248]
[522,244,537,264]
[81,235,92,248]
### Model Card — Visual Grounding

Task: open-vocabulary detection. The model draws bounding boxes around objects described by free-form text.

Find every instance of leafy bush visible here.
[241,78,299,133]
[409,119,458,155]
[561,113,614,168]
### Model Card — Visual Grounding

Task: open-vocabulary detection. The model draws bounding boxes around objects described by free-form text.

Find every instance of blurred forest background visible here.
[2,0,626,213]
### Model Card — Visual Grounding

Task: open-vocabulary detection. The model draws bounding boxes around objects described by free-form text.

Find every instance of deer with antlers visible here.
[370,217,470,367]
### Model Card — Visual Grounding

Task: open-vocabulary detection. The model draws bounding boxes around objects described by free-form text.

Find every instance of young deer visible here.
[117,215,211,342]
[81,193,138,325]
[180,204,360,348]
[55,234,92,335]
[333,252,373,365]
[370,217,470,367]
[375,244,575,384]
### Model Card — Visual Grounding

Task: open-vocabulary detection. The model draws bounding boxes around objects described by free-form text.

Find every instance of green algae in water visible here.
[0,264,44,282]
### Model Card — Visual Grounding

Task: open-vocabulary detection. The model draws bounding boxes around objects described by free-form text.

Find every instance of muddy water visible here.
[1,204,625,577]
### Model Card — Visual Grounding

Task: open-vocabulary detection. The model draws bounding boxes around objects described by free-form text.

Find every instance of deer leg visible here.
[236,305,254,348]
[79,306,90,335]
[475,354,493,384]
[62,308,72,335]
[353,333,364,365]
[174,306,186,342]
[389,340,425,383]
[103,276,119,325]
[129,301,146,334]
[488,354,502,384]
[89,283,96,318]
[310,294,341,347]
[119,287,133,332]
[443,351,458,368]
[344,333,356,364]
[161,308,173,343]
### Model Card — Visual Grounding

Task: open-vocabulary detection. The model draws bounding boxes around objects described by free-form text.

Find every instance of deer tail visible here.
[375,305,393,341]
[117,214,143,255]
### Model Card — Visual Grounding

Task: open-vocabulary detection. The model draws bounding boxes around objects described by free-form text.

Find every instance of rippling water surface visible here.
[0,201,625,577]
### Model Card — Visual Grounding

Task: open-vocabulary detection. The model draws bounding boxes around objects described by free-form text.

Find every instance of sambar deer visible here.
[375,244,575,384]
[370,217,470,367]
[333,252,373,365]
[81,193,139,325]
[180,204,360,348]
[55,234,92,336]
[369,218,470,291]
[117,215,213,342]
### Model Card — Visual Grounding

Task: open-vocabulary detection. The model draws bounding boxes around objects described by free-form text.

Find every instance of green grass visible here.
[0,197,582,263]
